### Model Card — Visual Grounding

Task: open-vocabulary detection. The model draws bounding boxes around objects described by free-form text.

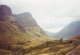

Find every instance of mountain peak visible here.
[15,12,38,27]
[0,5,12,20]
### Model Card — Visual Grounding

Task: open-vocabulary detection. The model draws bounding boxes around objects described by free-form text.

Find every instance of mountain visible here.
[46,21,80,39]
[0,5,49,49]
[0,5,52,55]
[15,12,38,27]
[0,5,30,48]
[57,21,80,39]
[14,12,49,41]
[0,5,12,18]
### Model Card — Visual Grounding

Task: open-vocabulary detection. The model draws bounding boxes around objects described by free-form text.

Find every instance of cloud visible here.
[0,0,80,17]
[0,0,80,33]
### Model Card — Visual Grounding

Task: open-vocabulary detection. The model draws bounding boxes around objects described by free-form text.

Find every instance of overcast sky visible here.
[0,0,80,33]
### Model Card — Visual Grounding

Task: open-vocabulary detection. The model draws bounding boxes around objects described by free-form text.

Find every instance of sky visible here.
[0,0,80,33]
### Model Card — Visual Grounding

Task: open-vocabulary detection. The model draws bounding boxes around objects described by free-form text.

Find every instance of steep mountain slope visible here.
[56,21,80,39]
[15,12,37,27]
[0,5,32,48]
[0,5,50,48]
[0,5,54,55]
[14,12,49,41]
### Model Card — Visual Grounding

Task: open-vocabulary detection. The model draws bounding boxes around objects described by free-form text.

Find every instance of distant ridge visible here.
[46,21,80,39]
[56,21,80,39]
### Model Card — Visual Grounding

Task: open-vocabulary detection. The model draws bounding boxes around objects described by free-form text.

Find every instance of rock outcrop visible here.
[0,5,12,20]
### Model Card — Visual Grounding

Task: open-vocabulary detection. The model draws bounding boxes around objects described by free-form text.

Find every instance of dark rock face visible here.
[0,5,12,20]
